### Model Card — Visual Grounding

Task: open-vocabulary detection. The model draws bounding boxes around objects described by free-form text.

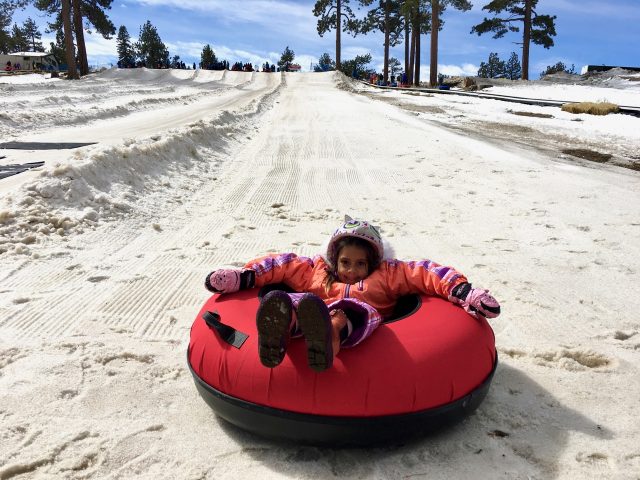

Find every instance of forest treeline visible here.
[1,0,566,83]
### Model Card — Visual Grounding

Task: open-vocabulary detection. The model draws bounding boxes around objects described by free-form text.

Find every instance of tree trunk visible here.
[404,15,409,79]
[408,15,415,85]
[522,0,531,80]
[61,0,78,79]
[414,6,420,87]
[429,0,439,87]
[336,0,341,70]
[414,27,420,85]
[383,0,390,84]
[72,0,88,76]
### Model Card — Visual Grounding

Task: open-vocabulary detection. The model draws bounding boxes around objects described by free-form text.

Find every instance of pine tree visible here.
[277,45,295,71]
[0,0,29,46]
[48,33,66,65]
[136,20,169,68]
[429,0,472,87]
[35,0,115,76]
[338,53,372,77]
[315,52,335,71]
[312,0,360,70]
[388,57,401,77]
[21,17,43,51]
[359,0,403,84]
[541,61,575,77]
[504,51,522,80]
[471,0,556,80]
[10,22,27,51]
[477,52,505,78]
[200,44,216,69]
[116,25,135,67]
[399,0,431,86]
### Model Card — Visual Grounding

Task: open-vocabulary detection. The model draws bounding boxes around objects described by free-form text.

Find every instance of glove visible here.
[449,282,501,319]
[205,269,255,294]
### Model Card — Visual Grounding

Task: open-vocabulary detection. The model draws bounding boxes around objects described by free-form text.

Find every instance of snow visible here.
[1,67,639,479]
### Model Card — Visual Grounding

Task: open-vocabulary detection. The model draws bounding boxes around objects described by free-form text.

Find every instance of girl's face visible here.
[336,244,369,284]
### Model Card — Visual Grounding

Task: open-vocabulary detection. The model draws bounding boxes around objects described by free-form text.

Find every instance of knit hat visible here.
[326,215,384,267]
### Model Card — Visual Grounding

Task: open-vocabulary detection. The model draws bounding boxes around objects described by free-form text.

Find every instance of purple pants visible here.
[287,293,383,348]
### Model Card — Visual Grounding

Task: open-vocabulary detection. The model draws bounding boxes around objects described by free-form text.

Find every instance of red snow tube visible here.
[188,285,497,445]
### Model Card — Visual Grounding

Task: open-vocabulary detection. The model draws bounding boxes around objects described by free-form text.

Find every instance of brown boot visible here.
[297,293,333,372]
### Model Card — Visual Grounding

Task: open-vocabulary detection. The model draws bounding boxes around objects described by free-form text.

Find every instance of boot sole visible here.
[297,294,333,372]
[256,292,292,368]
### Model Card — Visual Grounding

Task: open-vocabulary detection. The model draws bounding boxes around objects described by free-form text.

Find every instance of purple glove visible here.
[205,269,255,294]
[449,282,501,319]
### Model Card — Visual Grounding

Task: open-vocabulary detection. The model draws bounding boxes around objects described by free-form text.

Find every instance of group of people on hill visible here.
[368,71,409,87]
[4,61,21,72]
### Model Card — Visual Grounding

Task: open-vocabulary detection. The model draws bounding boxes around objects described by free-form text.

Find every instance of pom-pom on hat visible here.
[326,215,384,267]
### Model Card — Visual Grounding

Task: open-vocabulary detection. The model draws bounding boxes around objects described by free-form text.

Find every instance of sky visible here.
[10,0,640,79]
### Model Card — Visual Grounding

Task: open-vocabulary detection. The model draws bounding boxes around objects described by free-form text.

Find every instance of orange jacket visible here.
[244,253,468,317]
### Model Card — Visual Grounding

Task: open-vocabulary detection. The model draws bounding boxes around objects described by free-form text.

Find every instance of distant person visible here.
[4,61,12,72]
[205,216,501,372]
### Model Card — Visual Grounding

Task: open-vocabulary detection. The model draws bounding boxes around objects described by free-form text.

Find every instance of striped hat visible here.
[326,215,384,267]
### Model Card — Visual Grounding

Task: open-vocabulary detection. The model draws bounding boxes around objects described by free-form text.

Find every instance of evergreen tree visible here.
[359,0,403,84]
[312,0,360,70]
[10,22,27,51]
[60,0,78,78]
[429,0,472,87]
[471,0,557,80]
[136,20,169,68]
[338,53,372,77]
[399,0,431,86]
[48,34,66,65]
[200,44,216,69]
[170,54,181,69]
[388,56,401,76]
[21,17,43,51]
[35,0,115,75]
[0,0,29,51]
[477,52,505,78]
[277,45,295,71]
[541,61,575,77]
[314,52,335,71]
[116,25,135,67]
[504,51,522,80]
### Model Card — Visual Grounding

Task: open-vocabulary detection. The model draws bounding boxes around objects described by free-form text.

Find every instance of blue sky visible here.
[11,0,640,78]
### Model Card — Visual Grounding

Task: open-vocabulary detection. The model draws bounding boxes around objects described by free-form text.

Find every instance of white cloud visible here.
[439,63,479,77]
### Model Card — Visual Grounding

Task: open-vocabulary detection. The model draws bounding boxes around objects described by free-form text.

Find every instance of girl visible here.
[205,216,500,372]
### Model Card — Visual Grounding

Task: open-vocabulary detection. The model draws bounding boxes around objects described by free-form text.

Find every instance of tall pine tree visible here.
[430,0,472,87]
[504,51,521,80]
[200,44,216,69]
[116,25,135,67]
[471,0,556,80]
[35,0,115,76]
[359,0,403,84]
[136,20,169,68]
[21,17,43,51]
[477,52,505,78]
[313,0,360,70]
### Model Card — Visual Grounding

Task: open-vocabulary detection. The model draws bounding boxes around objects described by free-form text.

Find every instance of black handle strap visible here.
[202,310,249,349]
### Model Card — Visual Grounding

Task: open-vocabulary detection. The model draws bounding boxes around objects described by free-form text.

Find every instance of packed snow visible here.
[1,67,639,479]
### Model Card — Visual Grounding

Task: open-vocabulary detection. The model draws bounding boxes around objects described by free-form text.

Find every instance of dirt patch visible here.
[508,110,554,119]
[562,148,612,163]
[402,104,446,114]
[482,122,537,136]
